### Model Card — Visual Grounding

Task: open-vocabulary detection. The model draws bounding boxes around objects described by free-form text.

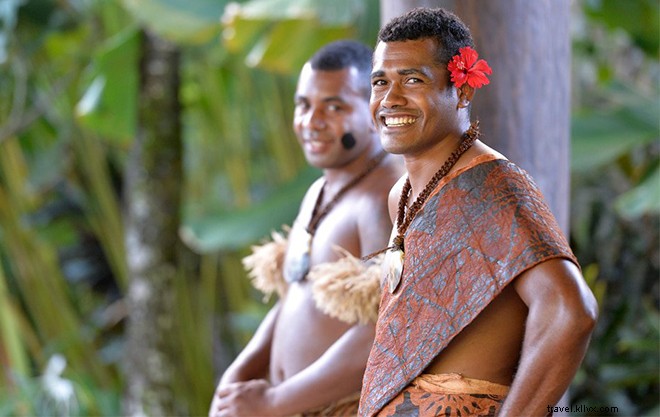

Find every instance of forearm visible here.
[498,302,595,415]
[219,356,269,386]
[210,304,280,417]
[267,323,374,415]
[219,303,281,386]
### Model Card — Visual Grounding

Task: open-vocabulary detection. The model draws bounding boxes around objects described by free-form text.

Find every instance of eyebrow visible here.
[322,96,345,103]
[371,68,428,78]
[294,95,346,103]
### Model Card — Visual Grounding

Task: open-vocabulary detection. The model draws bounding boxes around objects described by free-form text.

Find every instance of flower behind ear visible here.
[448,46,493,89]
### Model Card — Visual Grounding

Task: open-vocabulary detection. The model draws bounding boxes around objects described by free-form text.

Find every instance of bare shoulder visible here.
[299,177,325,208]
[513,258,598,315]
[359,154,405,199]
[456,140,507,171]
[513,259,581,296]
[354,155,404,218]
[352,155,404,253]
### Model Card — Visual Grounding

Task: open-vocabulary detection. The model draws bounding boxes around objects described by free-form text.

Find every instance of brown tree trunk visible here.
[122,29,183,417]
[380,0,445,26]
[380,0,572,233]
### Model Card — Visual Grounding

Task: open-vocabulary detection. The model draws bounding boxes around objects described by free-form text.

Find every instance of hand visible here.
[211,379,280,417]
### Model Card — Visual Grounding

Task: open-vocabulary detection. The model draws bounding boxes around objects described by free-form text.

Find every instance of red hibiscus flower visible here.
[447,46,493,89]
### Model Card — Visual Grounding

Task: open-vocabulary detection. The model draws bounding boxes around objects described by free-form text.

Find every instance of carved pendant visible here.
[283,227,312,283]
[384,249,404,293]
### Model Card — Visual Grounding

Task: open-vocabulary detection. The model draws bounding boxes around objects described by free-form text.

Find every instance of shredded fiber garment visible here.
[243,232,382,325]
[359,156,578,416]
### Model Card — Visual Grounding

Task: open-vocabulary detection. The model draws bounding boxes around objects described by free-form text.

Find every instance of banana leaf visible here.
[181,165,320,253]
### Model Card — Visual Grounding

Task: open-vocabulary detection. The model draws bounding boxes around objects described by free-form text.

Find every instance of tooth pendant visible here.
[283,228,312,283]
[384,249,404,293]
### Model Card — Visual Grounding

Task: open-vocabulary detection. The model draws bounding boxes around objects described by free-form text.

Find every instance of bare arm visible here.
[498,259,598,416]
[208,302,281,416]
[247,186,389,412]
[216,322,374,416]
[215,185,393,416]
[270,321,374,412]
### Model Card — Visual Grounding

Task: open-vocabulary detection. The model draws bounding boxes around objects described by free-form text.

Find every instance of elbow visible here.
[571,292,599,338]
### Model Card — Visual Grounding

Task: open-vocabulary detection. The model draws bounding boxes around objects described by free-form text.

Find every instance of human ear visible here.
[456,84,475,109]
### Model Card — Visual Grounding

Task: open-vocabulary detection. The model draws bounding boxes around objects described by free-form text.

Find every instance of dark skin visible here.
[209,64,403,417]
[372,38,598,416]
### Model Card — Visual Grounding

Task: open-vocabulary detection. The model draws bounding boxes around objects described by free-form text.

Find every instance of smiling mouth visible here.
[383,116,417,127]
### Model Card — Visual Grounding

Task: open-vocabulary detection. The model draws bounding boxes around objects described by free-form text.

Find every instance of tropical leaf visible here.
[121,0,225,45]
[226,0,362,25]
[244,20,354,73]
[584,0,660,57]
[0,264,30,384]
[76,26,140,145]
[181,166,319,252]
[571,83,658,174]
[614,164,660,219]
[222,0,363,72]
[571,110,657,173]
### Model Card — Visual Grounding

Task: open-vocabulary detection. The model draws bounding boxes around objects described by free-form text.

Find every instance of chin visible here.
[380,139,406,155]
[305,156,333,170]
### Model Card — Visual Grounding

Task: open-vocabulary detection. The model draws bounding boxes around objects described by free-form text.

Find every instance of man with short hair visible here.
[359,8,598,417]
[208,40,403,417]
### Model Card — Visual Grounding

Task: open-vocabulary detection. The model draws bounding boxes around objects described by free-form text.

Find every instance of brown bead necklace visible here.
[283,149,388,283]
[383,122,481,292]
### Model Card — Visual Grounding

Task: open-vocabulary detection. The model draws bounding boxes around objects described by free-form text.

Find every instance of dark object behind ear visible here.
[341,133,356,149]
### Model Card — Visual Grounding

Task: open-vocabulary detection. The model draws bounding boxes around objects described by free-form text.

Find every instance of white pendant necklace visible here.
[283,151,387,283]
[384,123,480,293]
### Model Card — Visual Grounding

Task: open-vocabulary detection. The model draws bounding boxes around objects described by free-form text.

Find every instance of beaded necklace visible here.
[284,150,388,283]
[384,122,480,292]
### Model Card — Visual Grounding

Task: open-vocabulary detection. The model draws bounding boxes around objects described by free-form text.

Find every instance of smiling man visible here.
[208,40,403,417]
[359,8,598,417]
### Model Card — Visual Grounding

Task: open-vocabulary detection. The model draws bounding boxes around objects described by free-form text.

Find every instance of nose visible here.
[301,106,326,130]
[381,83,406,108]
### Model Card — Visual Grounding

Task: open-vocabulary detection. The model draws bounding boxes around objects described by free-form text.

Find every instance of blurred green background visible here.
[0,0,657,416]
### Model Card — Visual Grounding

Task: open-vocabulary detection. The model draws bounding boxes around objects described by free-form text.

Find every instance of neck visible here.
[403,134,462,200]
[323,139,381,191]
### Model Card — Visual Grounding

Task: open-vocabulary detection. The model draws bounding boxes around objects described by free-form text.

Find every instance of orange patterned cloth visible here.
[377,373,508,417]
[359,156,578,416]
[300,392,361,417]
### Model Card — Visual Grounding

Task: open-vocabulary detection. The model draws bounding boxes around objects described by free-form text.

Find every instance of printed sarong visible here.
[377,373,509,417]
[359,156,578,416]
[300,392,361,417]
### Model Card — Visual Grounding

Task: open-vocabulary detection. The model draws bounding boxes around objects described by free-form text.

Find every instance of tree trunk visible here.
[380,0,572,233]
[380,0,445,26]
[123,29,183,417]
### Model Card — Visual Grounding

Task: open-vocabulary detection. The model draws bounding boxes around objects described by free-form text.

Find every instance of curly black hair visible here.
[308,40,373,98]
[378,7,474,67]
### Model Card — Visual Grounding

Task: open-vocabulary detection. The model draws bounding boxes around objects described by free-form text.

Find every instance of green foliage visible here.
[1,0,657,415]
[569,5,659,415]
[584,0,659,57]
[1,0,369,414]
[222,0,367,72]
[182,166,320,253]
[76,26,140,144]
[120,0,226,44]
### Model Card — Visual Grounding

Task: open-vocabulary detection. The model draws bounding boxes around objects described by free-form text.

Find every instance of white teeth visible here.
[384,116,416,127]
